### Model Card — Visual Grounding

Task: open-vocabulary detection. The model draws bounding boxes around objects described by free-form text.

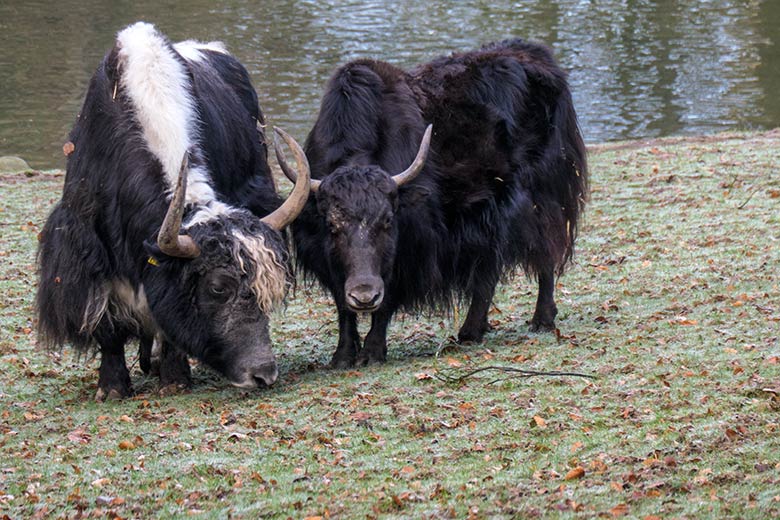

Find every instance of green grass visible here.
[1,131,779,519]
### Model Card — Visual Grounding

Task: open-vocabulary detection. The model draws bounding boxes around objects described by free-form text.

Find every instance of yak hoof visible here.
[528,319,556,333]
[457,325,490,344]
[95,386,131,402]
[355,351,386,367]
[329,354,355,370]
[330,359,355,370]
[158,383,189,397]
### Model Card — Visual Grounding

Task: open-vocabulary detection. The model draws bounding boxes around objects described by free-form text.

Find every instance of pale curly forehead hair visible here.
[230,230,288,313]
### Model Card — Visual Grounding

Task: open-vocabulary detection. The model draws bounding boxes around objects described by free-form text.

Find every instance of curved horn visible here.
[275,130,320,193]
[391,124,433,187]
[157,152,201,258]
[262,127,312,231]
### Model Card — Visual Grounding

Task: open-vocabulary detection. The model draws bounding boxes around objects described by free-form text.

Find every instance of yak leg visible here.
[331,308,361,369]
[139,336,153,375]
[358,311,392,366]
[95,326,132,401]
[458,276,498,343]
[158,340,191,393]
[529,268,557,331]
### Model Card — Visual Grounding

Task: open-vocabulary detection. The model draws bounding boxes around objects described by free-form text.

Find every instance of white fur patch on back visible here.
[174,40,228,62]
[116,22,232,226]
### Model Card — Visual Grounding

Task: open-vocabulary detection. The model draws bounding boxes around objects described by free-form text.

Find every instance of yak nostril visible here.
[252,363,279,387]
[347,285,383,307]
[349,290,379,305]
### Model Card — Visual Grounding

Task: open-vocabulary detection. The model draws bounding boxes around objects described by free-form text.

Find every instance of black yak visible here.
[36,22,311,399]
[281,39,588,368]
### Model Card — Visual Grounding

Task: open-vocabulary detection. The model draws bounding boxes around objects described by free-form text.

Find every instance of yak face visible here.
[316,166,400,312]
[143,211,287,388]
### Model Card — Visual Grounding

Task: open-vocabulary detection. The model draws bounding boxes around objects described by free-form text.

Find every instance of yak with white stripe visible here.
[36,22,310,400]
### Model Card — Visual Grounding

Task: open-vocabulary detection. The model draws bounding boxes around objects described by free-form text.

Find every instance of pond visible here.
[1,0,778,169]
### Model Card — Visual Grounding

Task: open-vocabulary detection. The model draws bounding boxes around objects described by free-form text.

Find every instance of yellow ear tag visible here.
[147,256,159,266]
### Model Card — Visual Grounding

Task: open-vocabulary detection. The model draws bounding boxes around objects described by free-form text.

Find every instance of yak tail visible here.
[556,85,588,271]
[533,80,589,277]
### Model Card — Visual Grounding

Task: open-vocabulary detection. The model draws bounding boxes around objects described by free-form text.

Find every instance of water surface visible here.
[1,0,778,169]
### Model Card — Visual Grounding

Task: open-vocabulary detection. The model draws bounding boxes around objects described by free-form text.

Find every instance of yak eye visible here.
[381,215,392,229]
[203,274,236,302]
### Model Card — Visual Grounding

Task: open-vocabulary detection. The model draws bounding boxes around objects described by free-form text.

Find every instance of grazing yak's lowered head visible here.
[36,22,310,399]
[141,141,309,389]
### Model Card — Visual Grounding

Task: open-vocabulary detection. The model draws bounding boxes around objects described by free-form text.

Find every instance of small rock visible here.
[0,156,31,174]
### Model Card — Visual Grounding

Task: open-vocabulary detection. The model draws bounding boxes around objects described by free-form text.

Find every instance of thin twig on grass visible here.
[737,187,760,209]
[434,365,596,385]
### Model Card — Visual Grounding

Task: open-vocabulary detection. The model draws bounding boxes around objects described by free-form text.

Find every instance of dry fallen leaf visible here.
[91,478,110,488]
[118,440,135,450]
[564,467,585,480]
[531,415,547,428]
[446,357,463,368]
[610,503,629,517]
[67,429,91,444]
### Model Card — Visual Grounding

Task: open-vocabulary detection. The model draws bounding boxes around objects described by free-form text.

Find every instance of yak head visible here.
[283,126,432,313]
[143,129,310,388]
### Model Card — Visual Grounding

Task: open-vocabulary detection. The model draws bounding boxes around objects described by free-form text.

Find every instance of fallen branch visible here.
[434,365,596,385]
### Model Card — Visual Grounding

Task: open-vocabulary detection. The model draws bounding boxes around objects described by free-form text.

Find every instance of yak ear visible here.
[143,239,166,266]
[399,184,431,209]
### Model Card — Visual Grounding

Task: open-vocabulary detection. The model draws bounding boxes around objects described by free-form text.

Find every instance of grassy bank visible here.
[1,131,778,519]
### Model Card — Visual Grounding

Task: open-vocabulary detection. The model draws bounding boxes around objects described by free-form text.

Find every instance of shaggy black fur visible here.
[36,29,288,398]
[293,39,589,367]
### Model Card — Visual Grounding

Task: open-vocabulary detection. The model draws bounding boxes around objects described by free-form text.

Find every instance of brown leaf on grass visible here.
[610,503,629,517]
[350,411,372,423]
[446,357,463,368]
[118,440,135,450]
[564,467,585,480]
[23,412,42,421]
[458,402,475,413]
[671,316,698,326]
[96,495,124,506]
[415,372,433,380]
[67,428,91,444]
[531,415,547,428]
